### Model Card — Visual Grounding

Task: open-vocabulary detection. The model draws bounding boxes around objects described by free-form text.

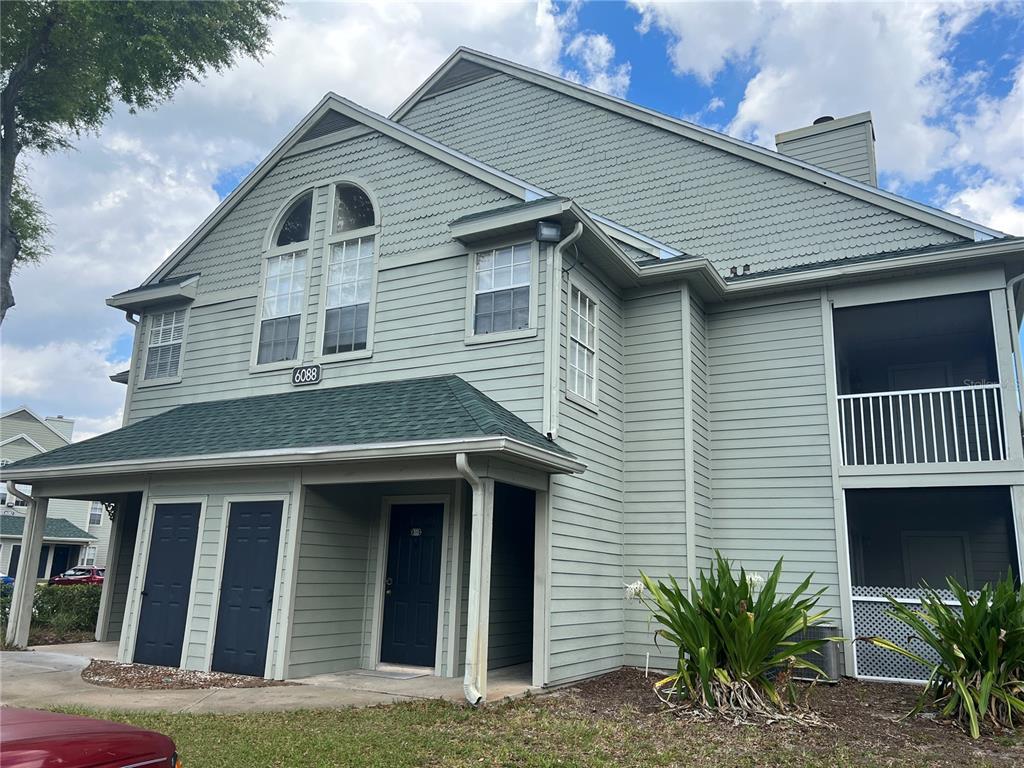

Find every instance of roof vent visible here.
[812,115,835,125]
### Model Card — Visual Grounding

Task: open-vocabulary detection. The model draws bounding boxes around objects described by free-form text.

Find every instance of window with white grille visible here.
[144,309,187,380]
[89,502,102,527]
[568,286,597,403]
[473,243,532,336]
[258,251,306,364]
[323,237,374,355]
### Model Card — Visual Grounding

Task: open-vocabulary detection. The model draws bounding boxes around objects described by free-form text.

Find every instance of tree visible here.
[0,0,281,324]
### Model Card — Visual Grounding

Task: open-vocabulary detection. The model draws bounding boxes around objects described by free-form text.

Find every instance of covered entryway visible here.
[211,500,284,677]
[847,486,1020,681]
[134,502,201,667]
[380,501,444,667]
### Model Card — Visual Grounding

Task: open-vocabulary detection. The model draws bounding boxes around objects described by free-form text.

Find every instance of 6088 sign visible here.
[291,363,322,386]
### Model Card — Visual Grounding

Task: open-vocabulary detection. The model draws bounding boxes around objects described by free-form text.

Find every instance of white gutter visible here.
[543,223,583,439]
[0,436,587,482]
[456,452,484,705]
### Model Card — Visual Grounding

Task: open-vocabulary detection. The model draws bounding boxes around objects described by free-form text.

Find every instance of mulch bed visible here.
[548,667,1023,767]
[82,659,295,690]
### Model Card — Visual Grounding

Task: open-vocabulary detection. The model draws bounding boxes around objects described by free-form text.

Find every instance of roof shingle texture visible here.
[0,515,93,540]
[5,375,570,472]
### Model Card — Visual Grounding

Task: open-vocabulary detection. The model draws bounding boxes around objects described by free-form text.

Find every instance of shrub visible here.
[0,582,12,629]
[635,552,835,722]
[32,583,102,633]
[865,571,1024,738]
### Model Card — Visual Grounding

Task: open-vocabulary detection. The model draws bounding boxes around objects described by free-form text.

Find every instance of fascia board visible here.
[396,48,1002,241]
[1,436,585,482]
[106,277,198,312]
[0,433,47,452]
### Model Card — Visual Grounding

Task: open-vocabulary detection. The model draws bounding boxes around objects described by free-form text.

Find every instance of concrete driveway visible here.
[0,643,534,714]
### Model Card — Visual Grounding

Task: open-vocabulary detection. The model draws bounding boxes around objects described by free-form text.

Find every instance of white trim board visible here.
[392,47,1002,241]
[0,407,73,444]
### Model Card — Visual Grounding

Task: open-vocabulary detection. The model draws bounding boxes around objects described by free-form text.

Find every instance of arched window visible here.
[256,191,314,365]
[276,192,313,247]
[333,184,375,233]
[321,183,379,357]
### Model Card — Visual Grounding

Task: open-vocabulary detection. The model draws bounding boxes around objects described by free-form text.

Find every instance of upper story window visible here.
[568,286,598,404]
[144,309,187,380]
[88,501,103,527]
[321,183,378,358]
[256,192,313,366]
[471,243,533,337]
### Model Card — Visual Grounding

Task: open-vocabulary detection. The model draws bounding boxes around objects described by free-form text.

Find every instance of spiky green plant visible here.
[635,552,836,721]
[864,571,1024,738]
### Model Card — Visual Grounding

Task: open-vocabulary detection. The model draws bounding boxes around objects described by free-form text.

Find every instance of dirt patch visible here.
[82,659,295,690]
[547,668,1023,767]
[28,628,97,646]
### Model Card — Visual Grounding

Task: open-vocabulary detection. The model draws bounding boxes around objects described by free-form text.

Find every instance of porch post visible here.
[457,453,494,704]
[6,497,49,647]
[95,499,123,641]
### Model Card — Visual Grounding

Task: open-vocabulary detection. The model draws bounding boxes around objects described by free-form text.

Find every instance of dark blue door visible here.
[50,545,74,578]
[211,500,282,677]
[380,503,443,667]
[36,545,50,578]
[134,503,200,667]
[8,545,21,578]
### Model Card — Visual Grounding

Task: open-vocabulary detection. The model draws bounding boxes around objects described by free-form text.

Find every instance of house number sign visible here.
[291,363,322,386]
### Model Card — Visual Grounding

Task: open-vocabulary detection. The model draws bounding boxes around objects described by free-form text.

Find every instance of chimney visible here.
[45,415,75,441]
[774,112,877,186]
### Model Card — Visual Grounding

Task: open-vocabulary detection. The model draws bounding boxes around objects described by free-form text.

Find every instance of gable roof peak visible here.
[393,47,1003,242]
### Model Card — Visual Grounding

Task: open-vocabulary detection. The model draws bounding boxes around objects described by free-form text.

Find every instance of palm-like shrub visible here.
[865,572,1024,738]
[636,552,835,721]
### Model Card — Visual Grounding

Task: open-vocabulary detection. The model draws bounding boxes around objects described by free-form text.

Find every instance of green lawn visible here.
[59,687,1022,768]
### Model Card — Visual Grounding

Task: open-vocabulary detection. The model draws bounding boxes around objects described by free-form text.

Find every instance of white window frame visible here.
[83,546,97,566]
[464,239,540,345]
[565,281,600,410]
[250,190,316,373]
[88,502,103,527]
[139,306,189,386]
[315,180,380,363]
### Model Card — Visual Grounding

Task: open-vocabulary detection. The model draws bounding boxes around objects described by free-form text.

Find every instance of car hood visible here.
[1,709,174,768]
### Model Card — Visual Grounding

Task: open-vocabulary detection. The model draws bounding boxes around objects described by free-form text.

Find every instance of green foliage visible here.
[9,170,50,265]
[637,552,835,719]
[0,582,12,628]
[866,571,1024,738]
[32,583,101,633]
[2,0,282,152]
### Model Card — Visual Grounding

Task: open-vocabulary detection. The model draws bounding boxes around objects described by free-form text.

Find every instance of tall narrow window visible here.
[568,286,597,403]
[321,183,377,357]
[144,309,187,380]
[257,192,312,365]
[88,502,103,527]
[473,243,531,335]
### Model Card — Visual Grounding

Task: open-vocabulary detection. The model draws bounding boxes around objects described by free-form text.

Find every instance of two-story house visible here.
[1,407,103,578]
[4,49,1021,698]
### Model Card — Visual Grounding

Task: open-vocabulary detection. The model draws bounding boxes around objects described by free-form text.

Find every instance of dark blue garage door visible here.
[211,500,283,677]
[134,502,201,667]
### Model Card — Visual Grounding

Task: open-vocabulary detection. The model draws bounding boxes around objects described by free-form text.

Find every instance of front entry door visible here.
[8,545,21,578]
[211,500,283,677]
[50,545,74,578]
[380,503,443,667]
[134,502,201,667]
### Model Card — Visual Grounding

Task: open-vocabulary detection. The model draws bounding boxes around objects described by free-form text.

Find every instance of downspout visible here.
[543,223,583,439]
[1006,274,1024,437]
[6,480,31,505]
[121,312,139,428]
[455,452,484,705]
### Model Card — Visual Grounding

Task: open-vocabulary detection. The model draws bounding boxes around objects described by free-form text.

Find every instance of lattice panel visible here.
[851,585,978,603]
[853,599,934,680]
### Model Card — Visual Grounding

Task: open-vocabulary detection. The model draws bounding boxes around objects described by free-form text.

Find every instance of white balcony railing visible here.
[838,384,1006,466]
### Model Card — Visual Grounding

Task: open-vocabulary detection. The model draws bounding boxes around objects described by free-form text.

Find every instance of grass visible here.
[54,674,1023,768]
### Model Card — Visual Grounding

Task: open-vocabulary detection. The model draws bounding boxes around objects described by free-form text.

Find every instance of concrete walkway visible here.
[0,643,535,714]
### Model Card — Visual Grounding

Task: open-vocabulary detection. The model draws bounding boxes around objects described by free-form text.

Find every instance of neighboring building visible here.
[3,49,1021,696]
[0,407,106,575]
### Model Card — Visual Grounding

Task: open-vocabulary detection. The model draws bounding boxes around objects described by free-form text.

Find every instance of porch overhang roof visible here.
[2,375,584,482]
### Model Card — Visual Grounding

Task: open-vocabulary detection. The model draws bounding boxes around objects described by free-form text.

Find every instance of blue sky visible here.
[1,1,1021,438]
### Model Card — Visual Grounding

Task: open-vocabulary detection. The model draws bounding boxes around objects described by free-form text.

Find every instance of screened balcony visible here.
[833,292,1006,466]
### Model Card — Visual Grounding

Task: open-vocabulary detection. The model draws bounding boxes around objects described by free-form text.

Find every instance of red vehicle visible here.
[48,566,104,586]
[0,708,180,768]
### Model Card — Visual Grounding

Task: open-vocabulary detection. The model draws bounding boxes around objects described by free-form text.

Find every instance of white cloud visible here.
[0,1,610,438]
[945,179,1024,235]
[630,1,1024,232]
[565,32,632,96]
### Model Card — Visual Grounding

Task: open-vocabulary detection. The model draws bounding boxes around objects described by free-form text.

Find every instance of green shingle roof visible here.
[4,375,573,473]
[0,515,93,541]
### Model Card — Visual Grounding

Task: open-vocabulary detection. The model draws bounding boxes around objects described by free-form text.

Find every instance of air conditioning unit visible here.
[790,626,841,683]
